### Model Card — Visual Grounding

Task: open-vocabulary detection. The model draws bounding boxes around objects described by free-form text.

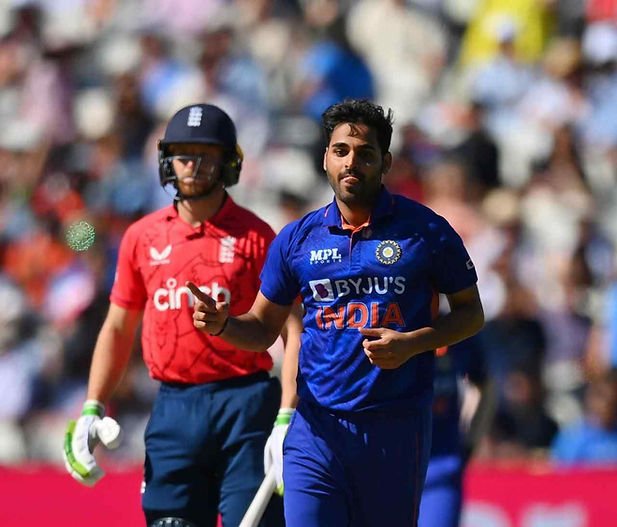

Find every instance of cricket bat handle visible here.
[239,468,277,527]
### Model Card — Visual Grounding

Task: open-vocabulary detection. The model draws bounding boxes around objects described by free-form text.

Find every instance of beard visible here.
[330,169,382,208]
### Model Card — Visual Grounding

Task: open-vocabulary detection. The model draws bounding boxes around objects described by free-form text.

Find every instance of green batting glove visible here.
[264,408,295,496]
[63,400,122,487]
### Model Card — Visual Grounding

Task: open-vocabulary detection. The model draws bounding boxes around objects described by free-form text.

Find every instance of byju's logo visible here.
[309,248,342,264]
[309,279,335,301]
[309,276,406,302]
[149,245,172,266]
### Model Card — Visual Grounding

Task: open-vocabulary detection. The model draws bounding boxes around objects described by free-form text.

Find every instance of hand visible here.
[186,281,230,336]
[264,408,294,495]
[63,400,122,486]
[359,327,413,369]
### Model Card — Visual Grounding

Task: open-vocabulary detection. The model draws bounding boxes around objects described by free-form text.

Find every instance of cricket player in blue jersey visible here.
[419,336,495,527]
[188,99,484,526]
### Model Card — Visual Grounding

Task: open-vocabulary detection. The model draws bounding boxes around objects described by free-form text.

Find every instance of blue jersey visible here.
[260,187,478,413]
[431,335,487,457]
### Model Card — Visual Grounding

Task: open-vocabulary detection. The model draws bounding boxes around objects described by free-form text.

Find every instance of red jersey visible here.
[110,195,276,383]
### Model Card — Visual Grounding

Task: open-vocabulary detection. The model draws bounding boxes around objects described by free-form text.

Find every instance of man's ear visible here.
[323,148,328,172]
[382,152,393,176]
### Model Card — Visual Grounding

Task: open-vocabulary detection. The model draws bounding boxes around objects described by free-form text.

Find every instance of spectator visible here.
[552,368,617,465]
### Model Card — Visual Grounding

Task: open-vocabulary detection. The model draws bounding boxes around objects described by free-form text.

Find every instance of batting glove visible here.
[264,408,294,496]
[63,400,122,487]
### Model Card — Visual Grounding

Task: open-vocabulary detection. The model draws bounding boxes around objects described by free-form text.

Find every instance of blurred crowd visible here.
[1,0,617,469]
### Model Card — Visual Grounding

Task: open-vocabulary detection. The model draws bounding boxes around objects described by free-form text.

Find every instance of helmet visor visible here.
[169,154,219,183]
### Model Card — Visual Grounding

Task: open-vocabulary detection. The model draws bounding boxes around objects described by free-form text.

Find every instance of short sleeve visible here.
[109,226,147,309]
[259,223,299,306]
[429,215,478,294]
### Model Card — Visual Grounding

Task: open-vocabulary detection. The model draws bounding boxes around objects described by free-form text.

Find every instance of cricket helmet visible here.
[157,103,243,191]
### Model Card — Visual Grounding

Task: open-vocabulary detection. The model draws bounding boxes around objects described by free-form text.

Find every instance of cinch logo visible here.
[149,245,172,266]
[310,248,342,264]
[315,302,404,330]
[309,276,406,302]
[153,278,231,311]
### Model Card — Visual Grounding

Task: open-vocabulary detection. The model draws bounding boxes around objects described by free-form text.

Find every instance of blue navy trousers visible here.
[142,371,284,527]
[283,401,432,527]
[418,455,464,527]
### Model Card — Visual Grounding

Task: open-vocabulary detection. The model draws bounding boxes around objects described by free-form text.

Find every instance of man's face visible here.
[323,123,391,209]
[167,143,224,196]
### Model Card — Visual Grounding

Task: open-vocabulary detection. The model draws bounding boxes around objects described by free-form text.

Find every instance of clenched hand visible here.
[186,281,230,336]
[359,327,414,369]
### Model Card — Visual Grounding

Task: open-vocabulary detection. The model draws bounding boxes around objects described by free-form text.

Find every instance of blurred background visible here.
[0,0,616,525]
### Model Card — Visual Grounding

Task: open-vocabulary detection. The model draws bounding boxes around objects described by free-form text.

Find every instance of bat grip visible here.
[239,468,277,527]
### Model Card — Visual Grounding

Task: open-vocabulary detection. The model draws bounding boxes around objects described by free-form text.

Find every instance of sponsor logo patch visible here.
[309,276,406,302]
[149,245,172,265]
[153,278,231,311]
[309,248,342,264]
[309,279,335,301]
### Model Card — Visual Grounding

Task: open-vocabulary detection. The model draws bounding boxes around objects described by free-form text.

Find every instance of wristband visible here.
[82,400,105,418]
[275,408,295,426]
[211,317,229,337]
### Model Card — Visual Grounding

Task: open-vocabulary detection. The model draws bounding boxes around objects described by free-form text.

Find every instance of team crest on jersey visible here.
[375,240,401,265]
[149,245,172,266]
[219,236,236,263]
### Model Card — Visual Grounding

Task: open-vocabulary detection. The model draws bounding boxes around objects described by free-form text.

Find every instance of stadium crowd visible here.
[0,0,617,469]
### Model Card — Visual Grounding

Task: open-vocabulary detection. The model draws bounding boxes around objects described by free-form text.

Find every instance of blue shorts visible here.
[418,455,463,527]
[283,401,432,527]
[142,371,284,527]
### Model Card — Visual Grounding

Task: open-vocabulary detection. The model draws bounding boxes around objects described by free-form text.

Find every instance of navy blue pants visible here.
[142,371,284,527]
[283,401,432,527]
[418,455,463,527]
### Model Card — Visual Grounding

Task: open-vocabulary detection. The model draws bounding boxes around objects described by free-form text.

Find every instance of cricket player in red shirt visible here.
[63,103,296,527]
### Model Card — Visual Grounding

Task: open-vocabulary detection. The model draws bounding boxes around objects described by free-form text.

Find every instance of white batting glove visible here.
[264,408,294,496]
[63,400,122,487]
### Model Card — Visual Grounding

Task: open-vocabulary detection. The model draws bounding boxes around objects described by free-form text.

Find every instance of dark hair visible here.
[321,99,394,156]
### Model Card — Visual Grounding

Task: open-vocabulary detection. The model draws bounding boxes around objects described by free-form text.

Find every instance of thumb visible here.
[95,417,122,450]
[358,327,383,338]
[186,281,216,307]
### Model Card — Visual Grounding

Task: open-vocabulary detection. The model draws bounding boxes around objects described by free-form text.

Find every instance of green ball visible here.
[65,220,96,252]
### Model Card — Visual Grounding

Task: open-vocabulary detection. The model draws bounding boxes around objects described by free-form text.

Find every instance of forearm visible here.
[221,313,283,352]
[280,333,300,409]
[281,361,299,409]
[215,293,293,352]
[406,306,485,356]
[86,312,139,403]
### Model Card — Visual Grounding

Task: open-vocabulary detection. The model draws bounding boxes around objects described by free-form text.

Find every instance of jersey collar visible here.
[166,192,238,226]
[323,185,395,229]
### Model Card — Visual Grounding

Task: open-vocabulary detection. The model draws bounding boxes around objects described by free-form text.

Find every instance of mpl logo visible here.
[310,248,342,265]
[149,245,172,266]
